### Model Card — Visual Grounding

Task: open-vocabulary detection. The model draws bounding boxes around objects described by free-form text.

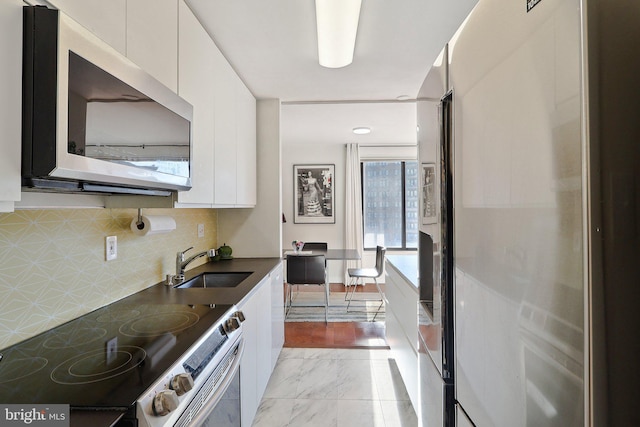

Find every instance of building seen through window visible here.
[362,161,418,250]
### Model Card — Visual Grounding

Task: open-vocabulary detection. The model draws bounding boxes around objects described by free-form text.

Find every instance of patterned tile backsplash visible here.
[0,208,217,348]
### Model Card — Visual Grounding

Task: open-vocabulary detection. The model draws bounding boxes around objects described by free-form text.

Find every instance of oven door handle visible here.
[187,337,245,427]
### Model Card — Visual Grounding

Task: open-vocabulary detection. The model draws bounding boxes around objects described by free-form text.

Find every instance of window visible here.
[362,161,418,250]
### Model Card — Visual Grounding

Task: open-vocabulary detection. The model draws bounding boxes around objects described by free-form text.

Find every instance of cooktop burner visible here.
[50,346,146,385]
[118,310,200,337]
[0,299,233,409]
[0,357,48,384]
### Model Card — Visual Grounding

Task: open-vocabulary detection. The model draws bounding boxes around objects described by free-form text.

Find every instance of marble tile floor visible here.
[252,348,418,427]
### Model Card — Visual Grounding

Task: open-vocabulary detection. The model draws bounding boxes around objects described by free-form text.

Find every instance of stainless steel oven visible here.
[0,300,244,427]
[134,311,244,427]
[199,358,241,427]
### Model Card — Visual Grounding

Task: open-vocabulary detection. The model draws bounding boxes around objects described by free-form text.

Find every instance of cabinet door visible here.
[238,292,258,427]
[270,263,284,369]
[238,276,272,427]
[255,277,272,400]
[0,0,22,212]
[126,0,178,92]
[213,52,238,205]
[176,1,215,205]
[235,81,257,206]
[384,262,420,412]
[47,0,126,54]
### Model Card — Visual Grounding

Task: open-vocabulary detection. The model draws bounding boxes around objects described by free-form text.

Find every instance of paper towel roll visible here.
[130,215,176,236]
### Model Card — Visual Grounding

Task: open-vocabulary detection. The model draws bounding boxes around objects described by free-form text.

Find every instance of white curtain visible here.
[344,143,363,285]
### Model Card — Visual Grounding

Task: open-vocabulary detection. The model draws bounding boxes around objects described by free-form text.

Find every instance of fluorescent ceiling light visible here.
[315,0,362,68]
[353,127,371,135]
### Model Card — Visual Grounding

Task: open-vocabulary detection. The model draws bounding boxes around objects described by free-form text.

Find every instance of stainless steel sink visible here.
[173,272,252,289]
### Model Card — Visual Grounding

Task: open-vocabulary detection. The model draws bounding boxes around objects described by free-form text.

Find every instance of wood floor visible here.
[284,283,388,349]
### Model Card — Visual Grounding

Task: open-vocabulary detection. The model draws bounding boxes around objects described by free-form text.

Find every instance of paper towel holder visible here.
[134,209,144,231]
[130,209,176,236]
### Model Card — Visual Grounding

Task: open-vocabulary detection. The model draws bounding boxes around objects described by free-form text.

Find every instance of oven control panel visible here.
[170,373,195,396]
[136,308,244,427]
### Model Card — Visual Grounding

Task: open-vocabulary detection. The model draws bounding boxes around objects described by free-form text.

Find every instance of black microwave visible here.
[22,6,192,196]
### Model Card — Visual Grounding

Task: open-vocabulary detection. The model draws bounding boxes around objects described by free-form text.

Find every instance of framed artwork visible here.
[421,163,437,224]
[293,164,335,224]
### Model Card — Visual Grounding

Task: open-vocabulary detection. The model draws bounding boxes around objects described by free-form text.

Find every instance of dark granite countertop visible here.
[69,257,281,427]
[130,257,282,306]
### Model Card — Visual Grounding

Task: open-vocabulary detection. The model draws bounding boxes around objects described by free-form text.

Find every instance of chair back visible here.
[302,242,328,251]
[374,246,386,277]
[287,254,326,285]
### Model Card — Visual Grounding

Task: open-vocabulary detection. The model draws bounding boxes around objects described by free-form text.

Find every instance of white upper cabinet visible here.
[213,52,239,206]
[177,10,257,208]
[10,0,255,209]
[47,0,127,54]
[176,1,215,205]
[0,0,23,212]
[49,0,177,92]
[212,46,257,207]
[235,81,257,206]
[126,0,178,92]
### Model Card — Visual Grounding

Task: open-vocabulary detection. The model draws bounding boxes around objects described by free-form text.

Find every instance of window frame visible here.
[360,160,419,251]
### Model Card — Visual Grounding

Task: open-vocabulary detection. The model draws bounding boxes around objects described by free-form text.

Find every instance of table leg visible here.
[325,264,330,307]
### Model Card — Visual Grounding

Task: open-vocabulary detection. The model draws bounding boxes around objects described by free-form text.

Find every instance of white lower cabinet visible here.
[385,259,420,414]
[255,277,271,401]
[270,263,285,370]
[238,263,284,427]
[238,281,259,427]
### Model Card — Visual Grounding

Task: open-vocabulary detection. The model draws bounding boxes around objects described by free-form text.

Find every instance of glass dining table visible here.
[282,248,361,306]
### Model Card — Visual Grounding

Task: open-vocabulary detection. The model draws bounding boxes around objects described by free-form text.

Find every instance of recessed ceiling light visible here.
[353,127,371,135]
[396,95,411,101]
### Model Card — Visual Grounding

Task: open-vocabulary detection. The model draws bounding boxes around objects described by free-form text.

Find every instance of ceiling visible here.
[185,0,477,146]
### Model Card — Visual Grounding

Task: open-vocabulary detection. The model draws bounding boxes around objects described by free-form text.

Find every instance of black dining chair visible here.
[297,242,329,295]
[302,242,328,251]
[345,246,386,320]
[286,254,328,323]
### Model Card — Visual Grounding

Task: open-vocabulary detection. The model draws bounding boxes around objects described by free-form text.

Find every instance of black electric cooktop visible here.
[0,300,233,409]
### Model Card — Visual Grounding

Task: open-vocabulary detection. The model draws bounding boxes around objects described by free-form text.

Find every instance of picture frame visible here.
[293,164,335,224]
[421,163,437,224]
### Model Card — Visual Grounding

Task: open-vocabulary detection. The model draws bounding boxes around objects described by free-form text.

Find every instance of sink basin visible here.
[174,272,252,289]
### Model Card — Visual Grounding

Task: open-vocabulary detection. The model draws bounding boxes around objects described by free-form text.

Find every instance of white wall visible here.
[282,143,346,282]
[282,142,417,283]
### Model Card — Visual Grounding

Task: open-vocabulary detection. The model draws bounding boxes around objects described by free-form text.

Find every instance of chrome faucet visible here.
[176,246,209,276]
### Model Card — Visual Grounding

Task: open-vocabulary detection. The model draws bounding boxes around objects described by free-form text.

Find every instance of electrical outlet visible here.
[106,236,117,261]
[197,224,205,238]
